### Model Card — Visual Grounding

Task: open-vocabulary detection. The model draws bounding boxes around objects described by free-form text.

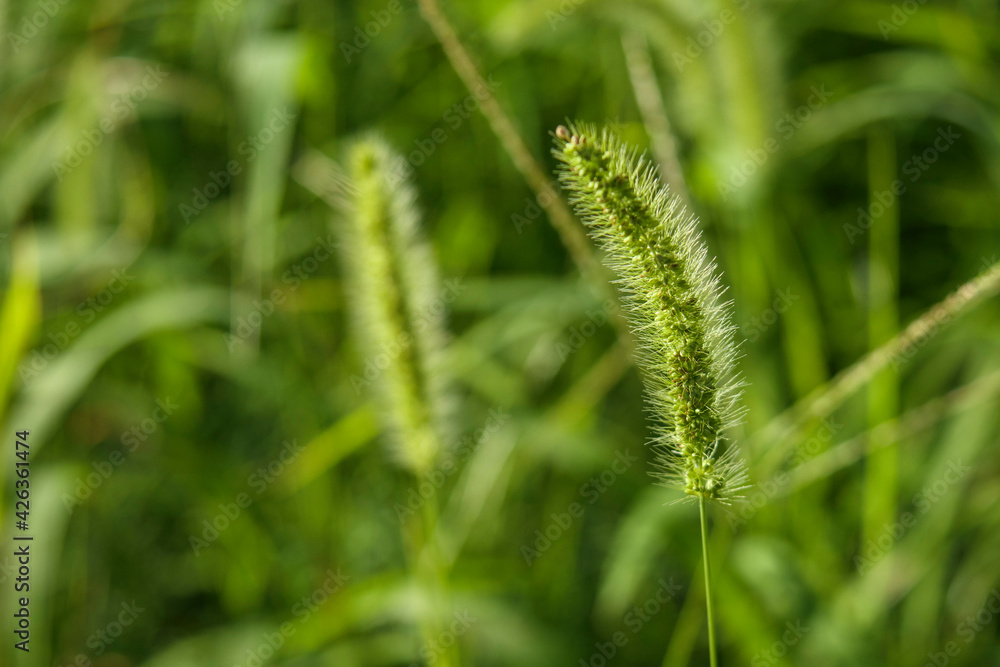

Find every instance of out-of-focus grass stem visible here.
[621,30,690,207]
[863,124,900,548]
[754,258,1000,475]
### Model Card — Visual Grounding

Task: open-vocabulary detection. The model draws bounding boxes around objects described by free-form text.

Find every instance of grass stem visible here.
[699,496,718,667]
[415,0,598,284]
[621,31,690,207]
[753,258,1000,474]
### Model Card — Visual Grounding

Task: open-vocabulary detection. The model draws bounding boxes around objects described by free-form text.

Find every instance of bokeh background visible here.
[1,0,1000,665]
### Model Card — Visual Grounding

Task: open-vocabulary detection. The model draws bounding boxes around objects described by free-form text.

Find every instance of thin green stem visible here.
[418,490,459,667]
[621,30,690,208]
[699,496,718,667]
[415,0,598,283]
[752,258,1000,475]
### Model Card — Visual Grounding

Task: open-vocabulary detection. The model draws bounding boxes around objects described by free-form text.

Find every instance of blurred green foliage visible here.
[1,0,999,666]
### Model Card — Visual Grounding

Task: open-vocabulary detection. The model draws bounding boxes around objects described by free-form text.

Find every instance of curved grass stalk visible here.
[554,122,747,664]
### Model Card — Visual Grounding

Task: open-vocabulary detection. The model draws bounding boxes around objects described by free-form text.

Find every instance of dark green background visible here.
[1,0,999,665]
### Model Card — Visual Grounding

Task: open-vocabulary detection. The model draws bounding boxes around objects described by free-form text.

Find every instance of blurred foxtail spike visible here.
[338,136,451,475]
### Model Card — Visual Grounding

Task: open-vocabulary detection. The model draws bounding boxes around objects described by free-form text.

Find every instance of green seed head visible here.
[554,123,747,503]
[339,136,453,474]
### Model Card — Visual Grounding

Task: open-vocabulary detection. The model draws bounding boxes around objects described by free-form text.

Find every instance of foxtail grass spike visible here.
[553,123,747,504]
[339,136,452,474]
